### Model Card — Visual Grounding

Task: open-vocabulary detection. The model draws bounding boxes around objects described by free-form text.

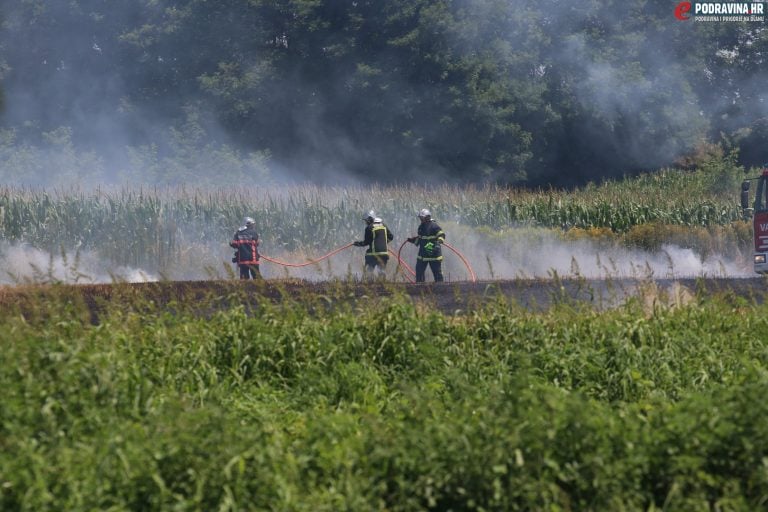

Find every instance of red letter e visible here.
[675,1,692,20]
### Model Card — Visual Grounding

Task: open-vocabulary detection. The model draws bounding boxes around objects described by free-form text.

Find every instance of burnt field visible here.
[2,276,766,324]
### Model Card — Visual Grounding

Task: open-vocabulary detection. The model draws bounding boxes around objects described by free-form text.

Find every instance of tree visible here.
[0,0,766,186]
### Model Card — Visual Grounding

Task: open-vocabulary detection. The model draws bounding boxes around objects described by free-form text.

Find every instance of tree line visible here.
[0,0,766,186]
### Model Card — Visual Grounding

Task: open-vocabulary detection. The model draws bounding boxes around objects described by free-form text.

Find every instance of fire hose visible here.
[259,243,416,282]
[259,243,354,267]
[395,239,477,283]
[257,241,476,283]
[443,242,477,282]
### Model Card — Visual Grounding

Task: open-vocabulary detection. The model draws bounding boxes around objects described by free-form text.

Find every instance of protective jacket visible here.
[416,220,445,261]
[361,220,393,259]
[230,226,260,265]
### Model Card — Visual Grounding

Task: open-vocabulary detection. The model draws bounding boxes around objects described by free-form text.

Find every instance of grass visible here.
[2,285,768,510]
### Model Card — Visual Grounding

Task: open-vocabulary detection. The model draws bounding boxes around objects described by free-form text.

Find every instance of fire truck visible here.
[741,168,768,273]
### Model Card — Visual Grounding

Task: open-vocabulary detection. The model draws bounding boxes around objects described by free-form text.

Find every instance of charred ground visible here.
[1,277,766,325]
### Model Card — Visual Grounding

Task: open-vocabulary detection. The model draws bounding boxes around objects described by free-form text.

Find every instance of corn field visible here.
[0,169,749,280]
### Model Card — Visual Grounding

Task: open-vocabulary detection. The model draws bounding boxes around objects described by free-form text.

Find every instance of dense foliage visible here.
[2,288,768,510]
[0,1,766,186]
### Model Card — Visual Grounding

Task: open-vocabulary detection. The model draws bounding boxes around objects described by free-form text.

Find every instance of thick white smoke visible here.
[0,243,158,285]
[411,225,753,282]
[0,223,753,285]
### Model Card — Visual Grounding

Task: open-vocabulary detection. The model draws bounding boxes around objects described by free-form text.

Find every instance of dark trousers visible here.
[415,260,443,282]
[239,264,261,279]
[364,255,388,270]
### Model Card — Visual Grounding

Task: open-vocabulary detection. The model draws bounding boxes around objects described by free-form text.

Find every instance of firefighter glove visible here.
[353,241,365,247]
[407,236,417,243]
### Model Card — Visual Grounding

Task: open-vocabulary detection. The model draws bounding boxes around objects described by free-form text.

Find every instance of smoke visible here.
[0,1,764,287]
[1,1,765,188]
[561,33,707,171]
[0,2,278,188]
[441,228,752,281]
[0,217,752,286]
[240,228,753,282]
[0,243,157,285]
[358,219,748,283]
[198,220,754,282]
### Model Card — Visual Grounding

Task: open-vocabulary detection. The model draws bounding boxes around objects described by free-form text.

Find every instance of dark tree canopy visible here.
[0,0,766,186]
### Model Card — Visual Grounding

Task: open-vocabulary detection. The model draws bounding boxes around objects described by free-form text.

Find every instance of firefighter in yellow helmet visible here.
[353,210,394,279]
[407,208,445,282]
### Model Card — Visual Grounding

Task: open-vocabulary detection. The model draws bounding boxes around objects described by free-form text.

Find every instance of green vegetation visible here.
[2,287,768,510]
[2,1,767,185]
[2,4,765,508]
[0,163,753,274]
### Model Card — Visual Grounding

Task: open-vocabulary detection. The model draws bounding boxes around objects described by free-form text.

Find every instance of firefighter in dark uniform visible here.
[353,210,394,279]
[407,208,445,282]
[230,216,261,279]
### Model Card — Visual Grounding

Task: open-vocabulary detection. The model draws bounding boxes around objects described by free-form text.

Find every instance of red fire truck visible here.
[741,168,768,273]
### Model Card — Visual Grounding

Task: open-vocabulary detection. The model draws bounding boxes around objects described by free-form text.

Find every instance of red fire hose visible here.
[258,240,475,283]
[396,239,477,283]
[259,243,416,282]
[443,242,477,282]
[259,243,354,267]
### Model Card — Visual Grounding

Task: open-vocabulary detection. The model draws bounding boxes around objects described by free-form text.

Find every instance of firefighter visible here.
[230,216,261,279]
[407,208,445,282]
[353,210,394,279]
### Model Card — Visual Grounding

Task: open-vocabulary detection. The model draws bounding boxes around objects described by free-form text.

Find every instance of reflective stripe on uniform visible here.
[416,222,444,261]
[369,225,389,256]
[418,232,445,241]
[232,240,259,264]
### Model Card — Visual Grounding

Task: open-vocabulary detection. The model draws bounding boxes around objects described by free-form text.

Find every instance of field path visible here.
[1,277,765,323]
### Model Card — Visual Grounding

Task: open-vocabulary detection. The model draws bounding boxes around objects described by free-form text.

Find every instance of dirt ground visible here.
[2,276,766,324]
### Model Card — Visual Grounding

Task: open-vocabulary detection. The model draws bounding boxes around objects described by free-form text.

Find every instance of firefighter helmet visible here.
[362,210,375,221]
[418,208,431,219]
[243,216,255,226]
